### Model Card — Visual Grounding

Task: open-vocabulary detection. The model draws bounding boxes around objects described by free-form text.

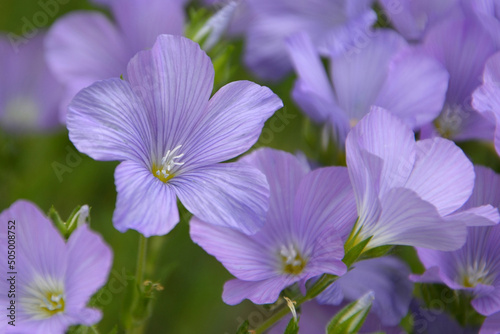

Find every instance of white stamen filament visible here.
[155,145,185,179]
[280,245,302,267]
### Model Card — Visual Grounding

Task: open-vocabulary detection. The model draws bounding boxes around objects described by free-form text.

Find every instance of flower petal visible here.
[404,138,474,216]
[189,218,274,281]
[64,224,112,313]
[480,312,500,334]
[184,81,282,168]
[126,35,214,161]
[113,161,179,237]
[222,277,296,305]
[67,78,153,163]
[172,163,269,235]
[370,187,466,250]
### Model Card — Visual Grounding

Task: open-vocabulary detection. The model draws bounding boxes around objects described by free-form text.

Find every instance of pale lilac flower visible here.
[46,0,185,122]
[268,299,403,334]
[472,51,500,156]
[411,166,500,316]
[345,108,498,251]
[286,30,448,145]
[0,200,112,334]
[67,35,282,237]
[481,312,500,334]
[190,148,357,304]
[317,256,413,326]
[420,16,498,140]
[0,33,63,132]
[236,0,376,81]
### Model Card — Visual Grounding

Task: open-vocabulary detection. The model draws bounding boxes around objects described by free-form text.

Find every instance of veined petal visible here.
[463,166,500,209]
[375,51,449,128]
[113,161,180,237]
[480,312,500,333]
[126,35,214,162]
[184,81,282,168]
[189,218,275,281]
[64,224,112,313]
[222,277,296,305]
[293,166,357,242]
[172,163,269,235]
[369,187,466,250]
[111,0,184,53]
[67,78,153,164]
[240,148,309,242]
[404,138,474,216]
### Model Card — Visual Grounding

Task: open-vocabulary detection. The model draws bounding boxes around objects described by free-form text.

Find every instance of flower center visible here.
[39,292,65,316]
[460,261,492,288]
[280,244,307,275]
[153,145,185,183]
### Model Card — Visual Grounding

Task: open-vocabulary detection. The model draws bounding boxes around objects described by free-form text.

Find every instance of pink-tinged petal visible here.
[240,148,309,241]
[375,51,449,128]
[172,163,269,235]
[293,166,357,241]
[45,11,130,87]
[68,78,153,164]
[189,218,275,281]
[222,277,296,305]
[346,107,416,195]
[331,30,407,121]
[481,312,500,334]
[404,138,474,216]
[184,81,282,168]
[126,35,214,161]
[64,224,112,313]
[0,200,66,284]
[111,0,184,52]
[369,188,466,250]
[113,161,179,237]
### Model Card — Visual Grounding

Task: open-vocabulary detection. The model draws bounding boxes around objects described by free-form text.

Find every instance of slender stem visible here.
[136,235,148,285]
[89,325,100,334]
[254,274,338,334]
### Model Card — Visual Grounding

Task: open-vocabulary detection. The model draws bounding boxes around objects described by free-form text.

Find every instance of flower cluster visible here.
[2,0,500,333]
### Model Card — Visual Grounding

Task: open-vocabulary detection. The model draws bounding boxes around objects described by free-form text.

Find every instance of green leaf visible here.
[284,316,300,334]
[359,245,393,261]
[326,292,374,334]
[343,237,371,267]
[235,320,249,334]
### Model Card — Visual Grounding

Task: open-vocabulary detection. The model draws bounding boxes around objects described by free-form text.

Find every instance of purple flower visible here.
[286,30,448,145]
[345,108,498,251]
[410,166,500,317]
[317,256,413,326]
[236,0,376,81]
[190,148,357,304]
[0,200,112,333]
[419,16,498,140]
[0,33,63,132]
[472,51,500,157]
[378,0,459,41]
[268,299,404,334]
[45,0,185,122]
[67,35,282,237]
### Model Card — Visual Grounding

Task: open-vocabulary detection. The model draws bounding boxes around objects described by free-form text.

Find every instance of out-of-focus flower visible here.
[45,0,185,122]
[0,34,63,132]
[317,256,413,326]
[472,51,500,157]
[420,16,498,140]
[481,311,500,334]
[268,299,403,334]
[234,0,376,81]
[411,166,500,317]
[67,35,282,237]
[286,30,448,145]
[0,200,112,334]
[190,148,357,305]
[345,108,498,252]
[378,0,459,41]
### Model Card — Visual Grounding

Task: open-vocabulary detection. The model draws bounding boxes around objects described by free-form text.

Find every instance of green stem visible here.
[136,235,148,286]
[89,325,100,334]
[254,274,338,334]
